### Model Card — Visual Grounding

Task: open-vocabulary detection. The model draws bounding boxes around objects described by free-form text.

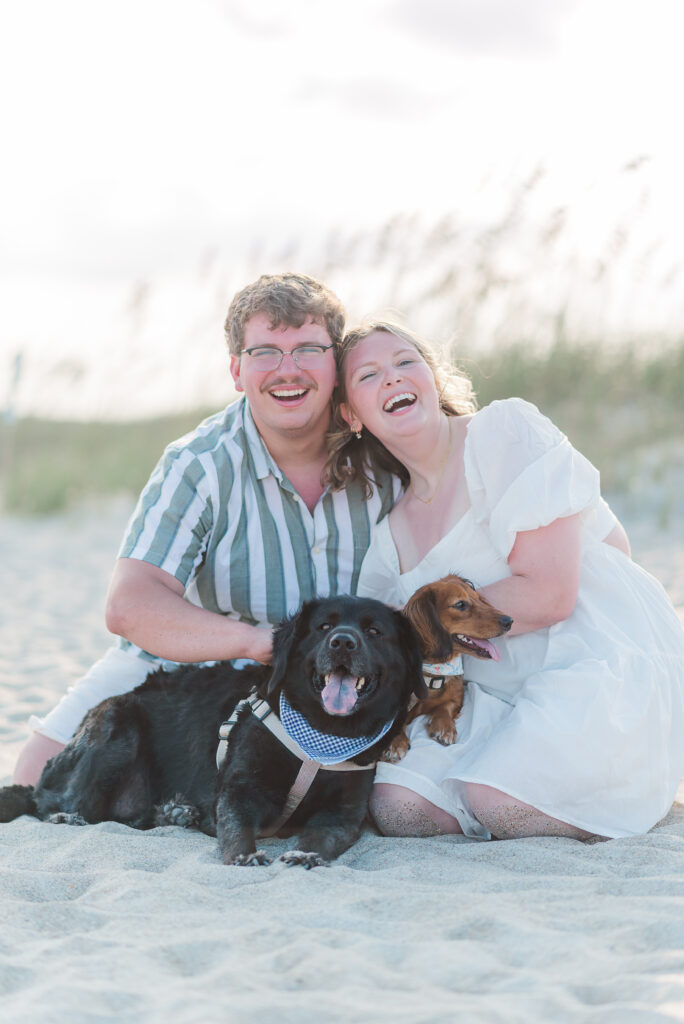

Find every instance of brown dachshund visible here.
[384,575,513,762]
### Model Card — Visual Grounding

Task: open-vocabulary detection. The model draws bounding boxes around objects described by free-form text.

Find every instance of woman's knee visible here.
[369,783,463,837]
[464,782,594,840]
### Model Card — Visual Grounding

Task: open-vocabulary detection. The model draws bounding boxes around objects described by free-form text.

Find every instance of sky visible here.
[1,0,683,418]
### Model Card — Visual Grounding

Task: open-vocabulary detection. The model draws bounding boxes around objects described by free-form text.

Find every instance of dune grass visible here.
[1,338,682,519]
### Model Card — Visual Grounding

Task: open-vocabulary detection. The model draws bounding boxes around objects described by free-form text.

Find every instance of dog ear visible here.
[266,604,307,696]
[402,588,453,663]
[395,612,428,700]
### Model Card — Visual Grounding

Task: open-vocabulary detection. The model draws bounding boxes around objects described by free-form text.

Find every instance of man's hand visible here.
[246,626,275,665]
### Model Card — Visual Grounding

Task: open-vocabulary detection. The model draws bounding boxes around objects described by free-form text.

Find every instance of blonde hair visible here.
[325,319,477,495]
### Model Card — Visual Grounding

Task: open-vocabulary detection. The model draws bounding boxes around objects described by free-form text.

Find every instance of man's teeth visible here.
[383,392,415,412]
[272,388,307,398]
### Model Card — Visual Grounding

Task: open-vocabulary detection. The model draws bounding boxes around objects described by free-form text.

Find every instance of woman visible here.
[327,320,684,841]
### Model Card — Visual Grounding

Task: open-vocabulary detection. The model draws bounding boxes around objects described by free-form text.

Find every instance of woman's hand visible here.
[480,514,582,635]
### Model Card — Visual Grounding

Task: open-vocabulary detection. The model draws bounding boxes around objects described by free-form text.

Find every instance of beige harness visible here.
[216,696,375,837]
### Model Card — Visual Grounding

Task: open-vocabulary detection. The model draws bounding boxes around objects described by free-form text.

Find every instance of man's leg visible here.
[13,734,65,785]
[12,646,158,786]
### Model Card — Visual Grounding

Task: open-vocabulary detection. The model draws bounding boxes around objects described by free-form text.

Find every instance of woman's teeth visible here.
[383,392,416,412]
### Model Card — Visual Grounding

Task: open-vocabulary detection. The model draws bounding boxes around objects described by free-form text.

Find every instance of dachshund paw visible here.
[382,734,410,762]
[232,849,272,867]
[279,850,330,869]
[428,720,459,745]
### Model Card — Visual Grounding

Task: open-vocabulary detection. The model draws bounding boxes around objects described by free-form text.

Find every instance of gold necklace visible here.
[409,421,452,505]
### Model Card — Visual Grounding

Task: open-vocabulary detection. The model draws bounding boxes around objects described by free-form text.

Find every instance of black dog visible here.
[0,596,425,867]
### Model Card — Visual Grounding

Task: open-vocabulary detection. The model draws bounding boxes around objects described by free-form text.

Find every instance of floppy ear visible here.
[266,603,312,696]
[403,588,453,662]
[266,609,300,696]
[394,612,428,700]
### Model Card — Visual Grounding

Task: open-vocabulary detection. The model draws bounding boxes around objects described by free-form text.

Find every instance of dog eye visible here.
[319,622,332,631]
[366,626,381,636]
[453,600,469,611]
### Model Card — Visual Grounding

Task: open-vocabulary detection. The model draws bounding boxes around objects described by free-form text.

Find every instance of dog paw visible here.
[232,850,272,867]
[153,797,201,829]
[47,812,88,826]
[428,723,458,746]
[381,736,410,763]
[278,850,330,869]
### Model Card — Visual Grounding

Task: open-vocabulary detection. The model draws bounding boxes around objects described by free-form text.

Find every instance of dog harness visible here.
[216,694,390,838]
[422,655,463,690]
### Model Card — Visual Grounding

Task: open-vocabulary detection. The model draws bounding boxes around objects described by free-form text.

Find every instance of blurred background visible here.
[0,0,682,519]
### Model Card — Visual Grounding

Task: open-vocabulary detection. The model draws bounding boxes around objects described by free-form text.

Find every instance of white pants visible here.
[30,646,167,744]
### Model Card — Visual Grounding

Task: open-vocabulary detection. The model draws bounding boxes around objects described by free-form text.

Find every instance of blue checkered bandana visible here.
[279,693,395,765]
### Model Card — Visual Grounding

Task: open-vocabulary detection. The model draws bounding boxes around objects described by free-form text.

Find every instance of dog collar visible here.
[422,655,463,690]
[279,693,394,765]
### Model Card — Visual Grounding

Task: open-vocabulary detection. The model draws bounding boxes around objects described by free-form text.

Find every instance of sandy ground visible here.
[1,497,684,1023]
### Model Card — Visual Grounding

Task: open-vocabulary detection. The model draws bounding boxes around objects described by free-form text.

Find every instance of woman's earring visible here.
[354,426,362,440]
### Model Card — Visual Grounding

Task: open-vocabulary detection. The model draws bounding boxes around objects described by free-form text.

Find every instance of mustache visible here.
[262,378,316,394]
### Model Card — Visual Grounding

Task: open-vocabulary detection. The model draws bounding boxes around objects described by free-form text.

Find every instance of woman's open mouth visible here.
[383,392,416,413]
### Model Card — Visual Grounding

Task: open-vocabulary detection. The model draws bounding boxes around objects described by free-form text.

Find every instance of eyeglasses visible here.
[241,344,333,371]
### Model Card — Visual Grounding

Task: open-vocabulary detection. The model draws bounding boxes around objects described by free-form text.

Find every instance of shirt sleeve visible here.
[465,398,614,560]
[118,443,215,588]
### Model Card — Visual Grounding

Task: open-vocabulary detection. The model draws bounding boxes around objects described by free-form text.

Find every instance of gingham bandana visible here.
[279,693,395,765]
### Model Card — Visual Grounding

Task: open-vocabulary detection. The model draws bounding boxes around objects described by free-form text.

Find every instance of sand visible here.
[2,497,684,1024]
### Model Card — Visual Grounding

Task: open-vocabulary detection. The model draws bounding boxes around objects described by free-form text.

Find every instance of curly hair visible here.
[325,320,477,496]
[224,272,346,355]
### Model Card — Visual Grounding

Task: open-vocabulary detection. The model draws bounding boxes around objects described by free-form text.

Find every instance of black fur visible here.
[0,596,425,867]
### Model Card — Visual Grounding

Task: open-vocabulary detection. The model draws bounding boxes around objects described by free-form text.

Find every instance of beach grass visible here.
[1,337,682,518]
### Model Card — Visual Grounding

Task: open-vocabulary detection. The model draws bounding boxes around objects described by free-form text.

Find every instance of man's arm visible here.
[105,558,274,664]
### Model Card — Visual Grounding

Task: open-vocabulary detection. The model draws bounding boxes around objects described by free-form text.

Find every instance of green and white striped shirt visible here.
[118,398,397,660]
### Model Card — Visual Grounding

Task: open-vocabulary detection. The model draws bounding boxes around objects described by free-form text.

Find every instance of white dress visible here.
[358,398,684,839]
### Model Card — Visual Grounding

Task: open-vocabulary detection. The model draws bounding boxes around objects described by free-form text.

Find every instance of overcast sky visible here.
[1,0,682,415]
[1,0,681,280]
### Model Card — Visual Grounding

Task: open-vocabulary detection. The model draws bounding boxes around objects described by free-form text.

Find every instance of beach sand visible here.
[2,498,684,1023]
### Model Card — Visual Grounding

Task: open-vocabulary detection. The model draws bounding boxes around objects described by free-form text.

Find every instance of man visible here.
[14,273,396,785]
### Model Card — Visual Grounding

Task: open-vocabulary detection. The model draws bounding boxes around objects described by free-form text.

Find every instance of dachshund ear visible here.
[267,606,305,696]
[402,589,453,663]
[394,612,428,700]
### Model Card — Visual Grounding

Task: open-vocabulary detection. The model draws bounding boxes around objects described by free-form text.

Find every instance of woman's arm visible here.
[603,520,631,557]
[479,514,582,636]
[105,558,274,663]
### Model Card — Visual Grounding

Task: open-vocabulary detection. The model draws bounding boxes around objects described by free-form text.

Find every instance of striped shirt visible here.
[118,397,398,662]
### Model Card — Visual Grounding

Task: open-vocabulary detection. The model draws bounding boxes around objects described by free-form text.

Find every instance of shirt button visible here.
[312,545,321,554]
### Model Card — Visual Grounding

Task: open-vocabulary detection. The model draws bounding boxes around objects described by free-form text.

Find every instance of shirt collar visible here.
[240,399,286,483]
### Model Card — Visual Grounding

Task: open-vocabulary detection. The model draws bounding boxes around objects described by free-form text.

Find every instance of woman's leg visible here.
[464,782,595,840]
[369,783,464,837]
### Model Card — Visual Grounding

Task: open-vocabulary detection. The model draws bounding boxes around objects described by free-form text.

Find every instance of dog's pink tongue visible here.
[321,671,359,716]
[478,639,500,662]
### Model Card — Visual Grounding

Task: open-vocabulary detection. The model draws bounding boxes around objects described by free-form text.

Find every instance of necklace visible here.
[410,420,453,505]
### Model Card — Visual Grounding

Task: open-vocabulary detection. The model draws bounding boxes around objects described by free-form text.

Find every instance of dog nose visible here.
[328,630,359,652]
[499,615,513,632]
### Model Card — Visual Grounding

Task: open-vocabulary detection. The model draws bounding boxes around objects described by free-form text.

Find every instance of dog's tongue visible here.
[477,639,500,662]
[321,671,359,715]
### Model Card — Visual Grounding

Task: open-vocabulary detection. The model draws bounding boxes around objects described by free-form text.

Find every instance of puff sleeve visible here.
[464,398,616,560]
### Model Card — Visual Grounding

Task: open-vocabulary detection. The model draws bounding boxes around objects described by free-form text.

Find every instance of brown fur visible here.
[384,575,513,762]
